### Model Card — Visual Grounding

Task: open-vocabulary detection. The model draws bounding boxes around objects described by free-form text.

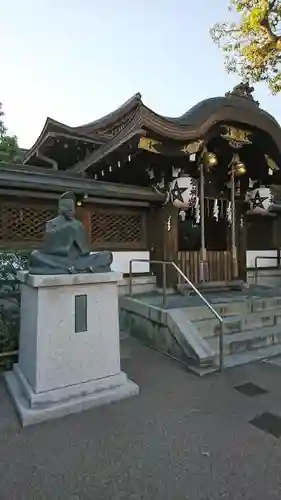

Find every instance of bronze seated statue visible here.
[29,192,113,275]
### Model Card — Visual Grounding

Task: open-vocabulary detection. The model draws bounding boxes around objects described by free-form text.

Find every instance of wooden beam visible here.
[0,188,151,207]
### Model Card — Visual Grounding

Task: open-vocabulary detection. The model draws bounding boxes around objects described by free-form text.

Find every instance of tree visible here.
[210,0,281,94]
[0,102,20,162]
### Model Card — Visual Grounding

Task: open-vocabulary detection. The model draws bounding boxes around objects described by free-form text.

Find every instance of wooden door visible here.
[177,250,232,284]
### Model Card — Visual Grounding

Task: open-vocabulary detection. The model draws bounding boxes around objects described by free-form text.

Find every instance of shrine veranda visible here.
[1,84,281,288]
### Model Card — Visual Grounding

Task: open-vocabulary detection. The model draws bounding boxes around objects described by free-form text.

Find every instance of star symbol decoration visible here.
[170,180,186,203]
[251,191,267,209]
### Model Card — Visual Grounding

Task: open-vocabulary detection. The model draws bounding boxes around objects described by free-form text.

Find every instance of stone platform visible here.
[5,271,139,426]
[120,285,281,374]
[5,367,138,427]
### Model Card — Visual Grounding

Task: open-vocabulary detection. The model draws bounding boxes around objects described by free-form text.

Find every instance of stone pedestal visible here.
[5,271,139,427]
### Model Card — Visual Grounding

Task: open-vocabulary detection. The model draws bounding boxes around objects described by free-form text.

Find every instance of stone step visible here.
[184,301,251,321]
[222,343,281,368]
[187,364,219,377]
[177,280,245,295]
[207,324,281,357]
[195,309,281,338]
[120,329,129,341]
[184,296,281,322]
[120,334,131,360]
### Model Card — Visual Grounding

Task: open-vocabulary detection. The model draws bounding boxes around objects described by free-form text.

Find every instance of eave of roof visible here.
[0,163,161,202]
[71,109,144,173]
[23,117,105,164]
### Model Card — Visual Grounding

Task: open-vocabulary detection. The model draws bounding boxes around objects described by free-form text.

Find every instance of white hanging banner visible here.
[226,202,232,225]
[195,196,200,224]
[213,199,219,222]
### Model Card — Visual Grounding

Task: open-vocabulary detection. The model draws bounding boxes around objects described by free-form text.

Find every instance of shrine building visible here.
[1,83,281,290]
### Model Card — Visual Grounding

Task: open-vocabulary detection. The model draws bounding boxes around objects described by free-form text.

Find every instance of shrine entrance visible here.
[148,116,279,288]
[174,128,251,286]
[178,198,233,284]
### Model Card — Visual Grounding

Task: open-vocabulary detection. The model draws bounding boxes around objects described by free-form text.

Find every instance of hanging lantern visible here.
[234,161,246,176]
[228,153,247,177]
[203,151,218,170]
[247,186,274,215]
[170,175,197,209]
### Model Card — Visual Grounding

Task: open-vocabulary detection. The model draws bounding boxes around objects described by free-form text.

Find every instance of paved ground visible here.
[1,339,281,500]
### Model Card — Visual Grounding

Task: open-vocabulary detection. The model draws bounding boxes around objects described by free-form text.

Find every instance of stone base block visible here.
[4,365,139,427]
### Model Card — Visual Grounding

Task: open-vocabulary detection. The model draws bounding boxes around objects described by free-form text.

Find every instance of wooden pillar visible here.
[274,214,281,247]
[148,203,178,288]
[199,164,207,281]
[273,214,281,267]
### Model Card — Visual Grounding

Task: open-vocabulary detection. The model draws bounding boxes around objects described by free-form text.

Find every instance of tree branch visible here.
[269,0,278,10]
[259,4,281,47]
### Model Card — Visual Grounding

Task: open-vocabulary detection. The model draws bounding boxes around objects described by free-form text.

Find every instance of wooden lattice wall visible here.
[90,207,146,249]
[0,199,147,250]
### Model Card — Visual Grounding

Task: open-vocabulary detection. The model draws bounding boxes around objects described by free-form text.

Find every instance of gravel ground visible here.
[1,338,281,500]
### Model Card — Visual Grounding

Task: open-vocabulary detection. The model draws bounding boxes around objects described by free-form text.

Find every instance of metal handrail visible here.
[129,259,224,372]
[0,350,18,359]
[254,254,280,284]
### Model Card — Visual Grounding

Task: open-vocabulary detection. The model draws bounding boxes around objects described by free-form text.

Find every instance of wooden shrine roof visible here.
[24,84,281,173]
[23,117,105,164]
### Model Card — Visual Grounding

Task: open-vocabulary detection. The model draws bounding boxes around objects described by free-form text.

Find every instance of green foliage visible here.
[0,102,20,163]
[0,252,29,370]
[210,0,281,93]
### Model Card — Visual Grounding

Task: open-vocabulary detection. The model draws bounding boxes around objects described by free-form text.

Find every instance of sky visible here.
[1,0,280,149]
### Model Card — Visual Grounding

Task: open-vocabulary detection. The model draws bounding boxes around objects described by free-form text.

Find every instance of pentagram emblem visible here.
[170,180,186,203]
[251,191,267,209]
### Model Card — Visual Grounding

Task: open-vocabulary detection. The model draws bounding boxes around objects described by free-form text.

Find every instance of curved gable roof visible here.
[73,93,142,135]
[71,90,281,173]
[25,85,281,171]
[167,95,280,128]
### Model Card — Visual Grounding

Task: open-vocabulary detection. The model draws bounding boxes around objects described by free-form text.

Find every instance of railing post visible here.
[129,260,133,296]
[199,163,207,282]
[254,256,259,285]
[219,321,224,372]
[230,166,238,279]
[162,263,167,308]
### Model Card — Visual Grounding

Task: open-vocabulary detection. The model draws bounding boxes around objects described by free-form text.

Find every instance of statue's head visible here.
[59,191,76,220]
